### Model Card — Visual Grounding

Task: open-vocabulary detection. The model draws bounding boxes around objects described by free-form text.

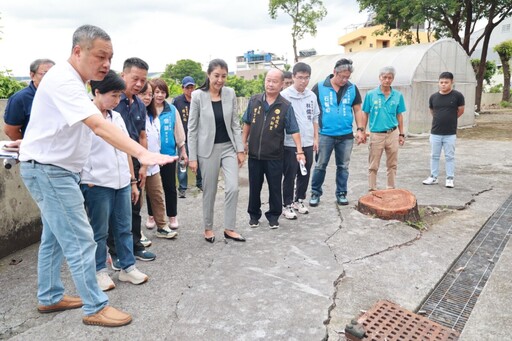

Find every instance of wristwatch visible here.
[356,127,364,132]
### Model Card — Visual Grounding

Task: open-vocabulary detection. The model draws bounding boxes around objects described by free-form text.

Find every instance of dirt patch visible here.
[458,109,512,141]
[407,206,457,231]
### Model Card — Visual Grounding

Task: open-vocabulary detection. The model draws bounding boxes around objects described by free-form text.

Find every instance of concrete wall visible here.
[481,93,504,109]
[0,99,42,259]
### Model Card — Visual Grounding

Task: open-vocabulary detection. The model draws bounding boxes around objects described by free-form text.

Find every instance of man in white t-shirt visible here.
[16,25,175,327]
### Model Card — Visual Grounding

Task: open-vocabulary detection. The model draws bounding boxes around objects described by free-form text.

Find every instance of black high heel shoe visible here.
[224,231,246,242]
[204,235,215,243]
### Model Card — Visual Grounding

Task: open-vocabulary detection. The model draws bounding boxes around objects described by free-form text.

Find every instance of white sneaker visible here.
[291,200,309,214]
[118,267,149,285]
[156,226,178,239]
[282,205,297,220]
[140,232,152,247]
[446,178,454,188]
[168,216,179,230]
[422,176,438,185]
[96,271,115,291]
[145,216,156,229]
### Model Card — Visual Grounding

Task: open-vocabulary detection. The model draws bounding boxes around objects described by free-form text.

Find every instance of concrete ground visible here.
[0,135,510,341]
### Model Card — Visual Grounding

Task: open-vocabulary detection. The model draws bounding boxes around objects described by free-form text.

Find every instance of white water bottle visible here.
[179,158,187,173]
[299,160,307,176]
[3,158,16,169]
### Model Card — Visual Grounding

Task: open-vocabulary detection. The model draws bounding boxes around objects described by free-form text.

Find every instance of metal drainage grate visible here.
[419,194,512,332]
[345,300,460,340]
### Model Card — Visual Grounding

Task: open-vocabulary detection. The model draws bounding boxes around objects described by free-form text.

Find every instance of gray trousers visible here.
[198,142,239,230]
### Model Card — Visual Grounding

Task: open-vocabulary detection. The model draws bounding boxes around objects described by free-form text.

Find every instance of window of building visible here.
[370,43,373,48]
[349,48,352,52]
[503,24,510,33]
[359,41,362,45]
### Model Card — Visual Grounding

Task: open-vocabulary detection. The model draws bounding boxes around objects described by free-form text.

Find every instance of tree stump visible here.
[357,189,420,223]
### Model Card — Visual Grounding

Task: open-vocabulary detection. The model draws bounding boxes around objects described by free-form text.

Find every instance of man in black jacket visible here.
[242,69,305,229]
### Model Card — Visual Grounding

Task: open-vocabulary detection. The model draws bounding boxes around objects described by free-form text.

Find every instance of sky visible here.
[0,0,370,77]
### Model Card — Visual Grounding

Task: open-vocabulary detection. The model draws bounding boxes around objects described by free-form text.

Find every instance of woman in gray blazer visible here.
[188,59,246,243]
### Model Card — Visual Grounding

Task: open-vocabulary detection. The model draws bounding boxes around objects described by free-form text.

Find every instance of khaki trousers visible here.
[145,172,167,229]
[368,129,399,191]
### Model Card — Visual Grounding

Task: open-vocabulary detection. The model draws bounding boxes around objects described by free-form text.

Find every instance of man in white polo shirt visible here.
[16,25,175,327]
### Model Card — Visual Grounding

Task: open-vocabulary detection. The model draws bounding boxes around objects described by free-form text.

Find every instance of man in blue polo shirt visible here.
[361,66,406,191]
[107,57,156,264]
[173,76,202,197]
[3,59,55,140]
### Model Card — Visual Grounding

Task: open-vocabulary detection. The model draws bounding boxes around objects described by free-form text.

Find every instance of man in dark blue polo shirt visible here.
[172,76,202,197]
[107,57,156,264]
[3,59,55,140]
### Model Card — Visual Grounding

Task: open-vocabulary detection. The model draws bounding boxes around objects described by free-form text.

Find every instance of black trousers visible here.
[147,161,177,217]
[282,146,314,206]
[247,158,283,223]
[108,157,144,255]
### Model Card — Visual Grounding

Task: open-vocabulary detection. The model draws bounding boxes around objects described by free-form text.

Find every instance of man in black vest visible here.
[242,69,305,229]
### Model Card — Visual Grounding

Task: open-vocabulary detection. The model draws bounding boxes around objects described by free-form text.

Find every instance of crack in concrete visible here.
[0,316,35,339]
[324,203,346,266]
[322,270,346,341]
[472,187,494,197]
[171,243,226,325]
[458,187,494,210]
[342,232,423,265]
[323,204,349,340]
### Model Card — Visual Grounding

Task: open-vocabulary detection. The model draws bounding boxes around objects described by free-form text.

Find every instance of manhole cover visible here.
[345,300,460,341]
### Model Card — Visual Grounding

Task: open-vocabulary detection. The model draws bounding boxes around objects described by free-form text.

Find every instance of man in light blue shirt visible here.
[361,66,406,191]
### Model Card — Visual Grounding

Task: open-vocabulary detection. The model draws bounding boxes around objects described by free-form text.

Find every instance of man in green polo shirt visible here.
[360,66,406,191]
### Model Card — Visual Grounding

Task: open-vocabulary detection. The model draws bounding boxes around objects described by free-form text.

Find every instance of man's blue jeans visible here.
[311,134,354,197]
[429,134,456,179]
[81,184,135,271]
[20,161,108,315]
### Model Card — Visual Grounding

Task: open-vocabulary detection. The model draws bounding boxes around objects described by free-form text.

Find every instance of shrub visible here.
[0,71,26,99]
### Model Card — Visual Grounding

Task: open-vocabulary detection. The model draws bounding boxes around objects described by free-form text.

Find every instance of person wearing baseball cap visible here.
[181,76,195,88]
[173,76,202,198]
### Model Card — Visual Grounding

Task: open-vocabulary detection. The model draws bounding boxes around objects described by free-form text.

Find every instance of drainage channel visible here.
[418,194,512,332]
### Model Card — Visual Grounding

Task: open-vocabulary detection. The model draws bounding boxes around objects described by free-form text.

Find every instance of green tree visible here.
[167,82,183,98]
[359,1,435,44]
[494,40,512,102]
[357,0,512,110]
[225,74,265,97]
[0,71,26,99]
[269,0,327,63]
[471,59,496,86]
[162,59,205,88]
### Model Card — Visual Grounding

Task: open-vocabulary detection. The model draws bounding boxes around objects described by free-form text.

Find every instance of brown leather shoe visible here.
[37,294,83,313]
[82,306,132,327]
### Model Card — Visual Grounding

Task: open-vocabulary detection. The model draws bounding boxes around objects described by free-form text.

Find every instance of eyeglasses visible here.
[335,73,351,81]
[36,72,47,76]
[295,76,310,81]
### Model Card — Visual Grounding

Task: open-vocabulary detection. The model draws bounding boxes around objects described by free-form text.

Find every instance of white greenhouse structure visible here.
[301,39,476,134]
